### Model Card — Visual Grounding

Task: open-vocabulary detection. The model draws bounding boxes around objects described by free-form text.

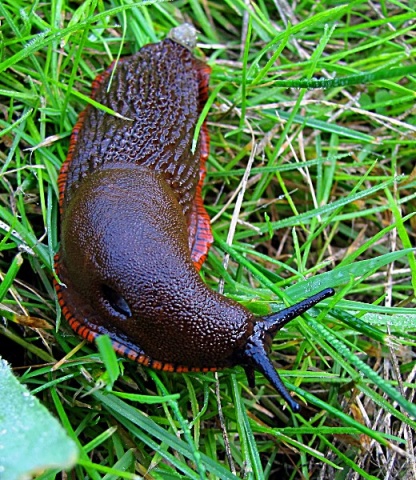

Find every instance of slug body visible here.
[55,26,334,411]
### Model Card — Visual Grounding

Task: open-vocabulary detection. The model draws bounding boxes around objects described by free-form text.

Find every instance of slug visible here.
[54,24,334,412]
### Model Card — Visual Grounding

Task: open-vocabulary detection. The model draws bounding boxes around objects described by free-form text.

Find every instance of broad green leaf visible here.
[285,248,415,297]
[0,358,78,479]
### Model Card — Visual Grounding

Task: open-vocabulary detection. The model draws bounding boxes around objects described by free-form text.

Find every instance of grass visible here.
[0,0,415,478]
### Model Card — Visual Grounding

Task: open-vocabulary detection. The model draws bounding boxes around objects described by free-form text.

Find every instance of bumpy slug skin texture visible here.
[57,39,213,269]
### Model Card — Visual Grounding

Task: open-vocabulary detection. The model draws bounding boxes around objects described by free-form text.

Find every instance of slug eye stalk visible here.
[242,288,335,412]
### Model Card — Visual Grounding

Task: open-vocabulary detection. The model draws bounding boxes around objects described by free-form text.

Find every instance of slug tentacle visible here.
[240,288,335,411]
[243,337,301,412]
[261,288,335,336]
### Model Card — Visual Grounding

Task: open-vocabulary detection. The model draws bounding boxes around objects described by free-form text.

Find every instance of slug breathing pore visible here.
[54,24,335,412]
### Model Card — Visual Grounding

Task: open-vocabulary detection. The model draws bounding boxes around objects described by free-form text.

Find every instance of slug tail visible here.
[168,23,197,50]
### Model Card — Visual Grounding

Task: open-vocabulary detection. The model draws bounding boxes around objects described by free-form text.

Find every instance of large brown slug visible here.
[55,24,334,412]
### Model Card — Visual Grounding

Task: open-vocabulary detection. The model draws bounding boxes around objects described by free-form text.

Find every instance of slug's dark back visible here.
[58,34,212,268]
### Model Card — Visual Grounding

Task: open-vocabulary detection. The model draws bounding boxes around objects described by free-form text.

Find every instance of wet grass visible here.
[0,0,415,478]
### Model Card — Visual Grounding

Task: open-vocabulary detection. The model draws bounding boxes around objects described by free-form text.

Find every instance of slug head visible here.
[236,288,335,412]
